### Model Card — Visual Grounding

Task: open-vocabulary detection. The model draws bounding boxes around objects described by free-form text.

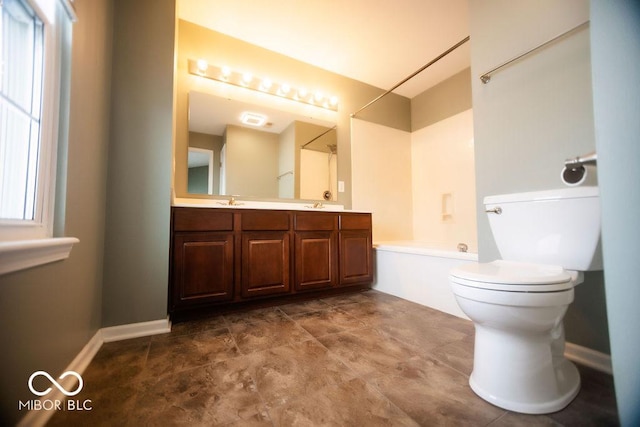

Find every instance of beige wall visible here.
[278,123,296,198]
[412,68,472,131]
[469,0,610,354]
[174,19,411,207]
[224,125,279,198]
[0,0,112,423]
[189,131,220,151]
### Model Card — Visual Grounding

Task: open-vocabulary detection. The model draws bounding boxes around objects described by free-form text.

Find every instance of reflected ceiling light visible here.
[196,59,209,73]
[260,77,273,91]
[241,72,253,85]
[297,88,308,100]
[188,59,338,112]
[278,83,291,96]
[220,65,231,80]
[240,111,267,127]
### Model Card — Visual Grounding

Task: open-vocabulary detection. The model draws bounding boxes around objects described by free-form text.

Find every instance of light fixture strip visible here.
[188,59,338,112]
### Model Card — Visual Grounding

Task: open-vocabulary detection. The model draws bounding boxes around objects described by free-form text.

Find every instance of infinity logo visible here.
[28,371,83,397]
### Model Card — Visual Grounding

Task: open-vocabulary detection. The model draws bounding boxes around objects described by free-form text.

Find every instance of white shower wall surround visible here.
[411,109,477,249]
[350,109,477,250]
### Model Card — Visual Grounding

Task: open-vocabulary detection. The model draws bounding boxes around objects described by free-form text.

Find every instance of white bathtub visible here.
[373,241,478,319]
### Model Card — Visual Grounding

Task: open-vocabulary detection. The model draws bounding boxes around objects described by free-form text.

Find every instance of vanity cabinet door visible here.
[338,230,373,285]
[339,213,373,286]
[241,231,291,298]
[295,231,336,291]
[293,212,337,291]
[171,232,234,310]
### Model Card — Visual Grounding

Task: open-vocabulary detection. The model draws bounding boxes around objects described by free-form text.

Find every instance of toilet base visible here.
[469,359,580,414]
[469,324,581,414]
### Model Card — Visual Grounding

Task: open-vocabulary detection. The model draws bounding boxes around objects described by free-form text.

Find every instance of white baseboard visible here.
[18,317,172,427]
[17,330,103,427]
[100,317,171,342]
[565,341,613,374]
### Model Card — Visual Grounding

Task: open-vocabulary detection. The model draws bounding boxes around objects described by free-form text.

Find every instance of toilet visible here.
[449,186,601,414]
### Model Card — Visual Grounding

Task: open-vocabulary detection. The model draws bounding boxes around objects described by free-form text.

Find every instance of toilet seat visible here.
[450,260,575,292]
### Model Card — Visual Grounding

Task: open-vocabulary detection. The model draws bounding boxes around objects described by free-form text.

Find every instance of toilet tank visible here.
[484,187,602,271]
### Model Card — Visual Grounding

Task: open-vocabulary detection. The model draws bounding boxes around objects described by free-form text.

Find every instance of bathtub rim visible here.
[373,240,478,261]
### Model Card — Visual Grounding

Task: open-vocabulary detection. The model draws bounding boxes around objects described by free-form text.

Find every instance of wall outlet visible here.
[338,181,345,192]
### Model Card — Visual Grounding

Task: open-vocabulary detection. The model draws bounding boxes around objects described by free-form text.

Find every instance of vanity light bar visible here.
[189,59,338,112]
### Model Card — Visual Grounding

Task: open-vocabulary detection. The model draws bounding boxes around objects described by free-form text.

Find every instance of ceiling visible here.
[177,0,470,99]
[189,91,335,136]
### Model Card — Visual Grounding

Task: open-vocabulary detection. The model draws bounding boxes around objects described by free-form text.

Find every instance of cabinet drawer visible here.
[339,214,371,230]
[173,208,234,232]
[294,213,335,231]
[242,211,290,230]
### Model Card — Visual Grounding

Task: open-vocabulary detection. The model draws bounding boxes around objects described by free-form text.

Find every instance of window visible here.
[1,0,44,222]
[0,0,77,275]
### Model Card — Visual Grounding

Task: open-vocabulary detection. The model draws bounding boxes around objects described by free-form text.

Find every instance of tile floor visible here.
[48,290,618,426]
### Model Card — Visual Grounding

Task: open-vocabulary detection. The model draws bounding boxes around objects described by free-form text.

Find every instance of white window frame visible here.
[0,0,78,275]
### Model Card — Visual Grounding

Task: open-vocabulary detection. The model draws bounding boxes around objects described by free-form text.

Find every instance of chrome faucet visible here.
[217,196,243,206]
[305,202,325,209]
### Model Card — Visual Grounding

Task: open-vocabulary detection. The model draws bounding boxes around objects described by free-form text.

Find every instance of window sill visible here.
[0,237,79,276]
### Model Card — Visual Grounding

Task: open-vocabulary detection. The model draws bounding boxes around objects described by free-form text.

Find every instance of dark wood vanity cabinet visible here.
[169,207,372,315]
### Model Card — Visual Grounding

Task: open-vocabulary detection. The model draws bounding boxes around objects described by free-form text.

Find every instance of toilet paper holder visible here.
[564,151,597,169]
[561,151,597,185]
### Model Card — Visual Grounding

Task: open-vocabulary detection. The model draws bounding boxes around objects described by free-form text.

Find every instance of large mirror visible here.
[188,91,338,201]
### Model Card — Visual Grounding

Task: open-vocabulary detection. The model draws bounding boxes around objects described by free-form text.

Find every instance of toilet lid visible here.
[449,260,574,292]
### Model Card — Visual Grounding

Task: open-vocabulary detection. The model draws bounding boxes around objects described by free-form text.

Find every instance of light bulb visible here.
[242,72,253,85]
[279,83,291,96]
[196,59,208,73]
[261,78,273,91]
[221,66,231,79]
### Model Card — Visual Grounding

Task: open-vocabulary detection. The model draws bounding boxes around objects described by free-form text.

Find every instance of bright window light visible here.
[0,0,45,221]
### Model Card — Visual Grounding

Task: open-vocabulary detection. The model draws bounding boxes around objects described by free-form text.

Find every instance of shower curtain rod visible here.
[350,36,470,118]
[479,21,588,84]
[301,125,338,149]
